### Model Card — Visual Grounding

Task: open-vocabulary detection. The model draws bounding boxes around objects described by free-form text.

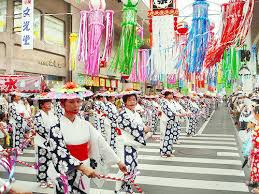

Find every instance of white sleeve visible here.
[121,130,144,148]
[88,123,120,166]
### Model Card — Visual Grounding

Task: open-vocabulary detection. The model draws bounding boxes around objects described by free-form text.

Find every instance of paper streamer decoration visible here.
[69,33,78,71]
[78,0,114,76]
[129,49,149,83]
[184,0,209,73]
[110,0,139,75]
[151,15,177,77]
[204,0,254,68]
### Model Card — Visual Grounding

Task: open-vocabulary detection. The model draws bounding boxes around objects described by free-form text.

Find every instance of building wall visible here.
[0,0,71,87]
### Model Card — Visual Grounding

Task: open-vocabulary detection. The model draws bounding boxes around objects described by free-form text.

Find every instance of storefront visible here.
[76,74,120,92]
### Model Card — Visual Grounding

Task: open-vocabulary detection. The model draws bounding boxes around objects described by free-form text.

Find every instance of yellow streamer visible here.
[69,33,78,71]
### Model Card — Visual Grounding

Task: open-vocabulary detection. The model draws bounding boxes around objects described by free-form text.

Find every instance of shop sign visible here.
[92,77,99,86]
[22,0,34,49]
[39,59,63,68]
[100,78,105,87]
[133,82,141,90]
[111,80,117,88]
[106,79,111,88]
[77,74,85,85]
[85,76,93,86]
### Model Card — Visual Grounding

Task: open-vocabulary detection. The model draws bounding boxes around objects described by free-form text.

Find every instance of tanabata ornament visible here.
[78,0,114,76]
[184,0,209,73]
[69,33,78,71]
[204,0,254,68]
[110,0,139,75]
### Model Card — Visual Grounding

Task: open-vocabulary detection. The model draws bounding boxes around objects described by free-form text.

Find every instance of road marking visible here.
[113,163,245,176]
[138,155,242,165]
[143,144,238,151]
[108,174,249,192]
[197,110,215,135]
[217,152,240,157]
[149,140,237,146]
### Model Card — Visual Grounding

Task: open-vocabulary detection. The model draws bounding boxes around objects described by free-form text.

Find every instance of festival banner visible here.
[0,75,43,93]
[22,0,34,49]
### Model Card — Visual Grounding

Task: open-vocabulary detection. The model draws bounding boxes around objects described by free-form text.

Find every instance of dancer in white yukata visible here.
[93,92,107,139]
[104,91,120,152]
[115,90,149,194]
[46,82,127,194]
[159,89,183,158]
[9,92,26,152]
[33,93,58,188]
[187,95,201,136]
[171,92,188,144]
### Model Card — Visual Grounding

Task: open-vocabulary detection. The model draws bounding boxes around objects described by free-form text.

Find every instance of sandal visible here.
[252,187,259,193]
[40,182,48,188]
[47,180,54,188]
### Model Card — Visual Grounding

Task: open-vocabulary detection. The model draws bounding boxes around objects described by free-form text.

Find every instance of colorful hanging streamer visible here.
[110,0,139,75]
[184,0,210,73]
[69,33,78,71]
[77,0,114,76]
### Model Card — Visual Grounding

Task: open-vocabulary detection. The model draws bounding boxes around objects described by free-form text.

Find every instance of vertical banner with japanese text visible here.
[22,0,34,49]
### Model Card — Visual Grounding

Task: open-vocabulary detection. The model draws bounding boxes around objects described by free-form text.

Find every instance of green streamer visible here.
[110,1,138,75]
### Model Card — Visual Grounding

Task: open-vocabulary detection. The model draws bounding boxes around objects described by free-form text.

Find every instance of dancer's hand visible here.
[78,165,100,178]
[117,161,127,174]
[144,126,150,133]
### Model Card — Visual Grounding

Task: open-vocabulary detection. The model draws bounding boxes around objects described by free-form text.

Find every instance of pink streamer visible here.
[78,11,89,63]
[86,10,105,75]
[129,49,149,82]
[78,8,114,76]
[101,10,114,64]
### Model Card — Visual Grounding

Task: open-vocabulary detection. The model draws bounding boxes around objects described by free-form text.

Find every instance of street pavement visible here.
[0,105,249,194]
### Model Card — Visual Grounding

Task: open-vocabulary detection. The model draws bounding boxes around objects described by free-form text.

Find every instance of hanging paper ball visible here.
[89,0,106,10]
[122,0,138,6]
[177,22,188,34]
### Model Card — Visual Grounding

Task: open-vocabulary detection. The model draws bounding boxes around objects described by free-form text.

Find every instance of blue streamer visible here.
[179,0,210,74]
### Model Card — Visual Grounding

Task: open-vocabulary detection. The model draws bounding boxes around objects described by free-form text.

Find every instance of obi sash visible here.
[66,142,89,161]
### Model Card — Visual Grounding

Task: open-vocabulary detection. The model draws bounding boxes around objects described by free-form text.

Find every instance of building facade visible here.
[0,0,72,88]
[0,0,149,89]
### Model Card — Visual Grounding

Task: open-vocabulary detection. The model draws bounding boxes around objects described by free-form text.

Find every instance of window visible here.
[13,1,41,39]
[44,16,65,46]
[0,0,7,32]
[34,9,41,39]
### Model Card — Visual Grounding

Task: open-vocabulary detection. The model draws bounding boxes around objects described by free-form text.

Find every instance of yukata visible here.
[151,100,160,133]
[104,101,119,151]
[34,110,57,183]
[54,101,64,118]
[9,102,26,150]
[250,126,259,182]
[47,116,120,194]
[93,101,107,139]
[171,100,186,142]
[160,99,176,156]
[116,108,146,193]
[142,100,153,128]
[187,100,200,135]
